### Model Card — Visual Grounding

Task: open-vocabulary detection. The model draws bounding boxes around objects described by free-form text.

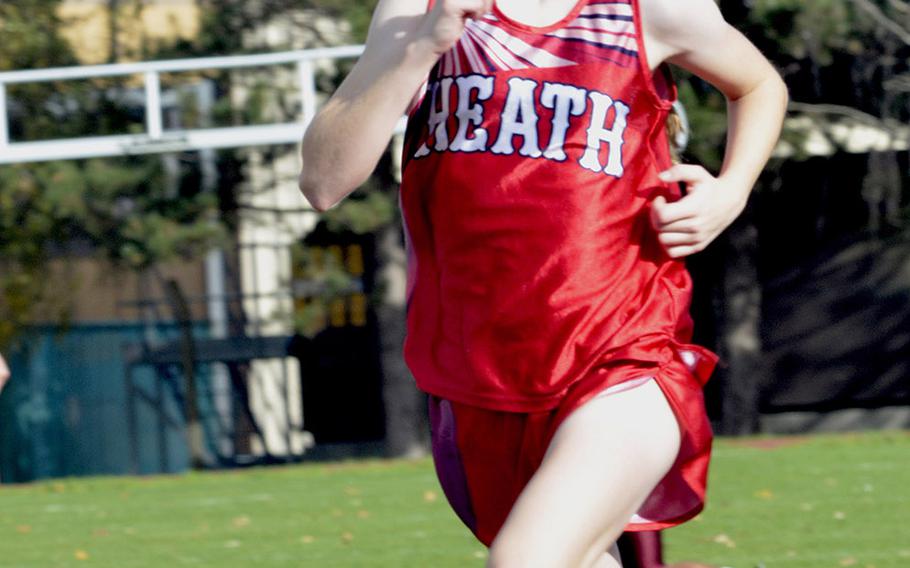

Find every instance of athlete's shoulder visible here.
[638,0,725,33]
[638,0,730,65]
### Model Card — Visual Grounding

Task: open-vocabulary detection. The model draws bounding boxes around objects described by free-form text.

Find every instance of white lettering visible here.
[541,82,587,162]
[414,78,455,158]
[491,77,543,158]
[579,92,629,177]
[450,75,495,153]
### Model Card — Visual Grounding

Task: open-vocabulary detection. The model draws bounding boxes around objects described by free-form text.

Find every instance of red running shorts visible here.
[428,347,716,546]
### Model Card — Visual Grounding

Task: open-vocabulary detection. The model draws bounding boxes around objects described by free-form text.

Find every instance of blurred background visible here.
[0,0,908,486]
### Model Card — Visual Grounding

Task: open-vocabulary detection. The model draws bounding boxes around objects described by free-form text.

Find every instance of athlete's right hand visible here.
[419,0,494,55]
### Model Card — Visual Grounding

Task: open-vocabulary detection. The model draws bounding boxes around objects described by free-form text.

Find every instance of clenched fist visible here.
[649,164,749,259]
[419,0,494,55]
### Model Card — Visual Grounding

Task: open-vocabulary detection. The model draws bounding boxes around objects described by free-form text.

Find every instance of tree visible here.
[166,0,428,457]
[680,0,910,432]
[188,0,910,439]
[0,2,226,349]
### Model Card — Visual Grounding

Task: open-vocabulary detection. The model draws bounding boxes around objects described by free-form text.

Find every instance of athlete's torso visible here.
[400,0,698,411]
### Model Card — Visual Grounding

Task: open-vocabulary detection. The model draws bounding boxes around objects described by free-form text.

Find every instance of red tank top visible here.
[399,0,716,411]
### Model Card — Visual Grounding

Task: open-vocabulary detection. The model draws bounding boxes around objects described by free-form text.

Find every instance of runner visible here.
[300,1,787,565]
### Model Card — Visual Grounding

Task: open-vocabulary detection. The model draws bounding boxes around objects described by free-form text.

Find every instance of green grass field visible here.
[1,431,907,568]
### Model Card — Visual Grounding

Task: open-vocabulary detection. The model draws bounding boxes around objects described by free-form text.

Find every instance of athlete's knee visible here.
[486,538,571,568]
[487,538,616,568]
[487,528,609,568]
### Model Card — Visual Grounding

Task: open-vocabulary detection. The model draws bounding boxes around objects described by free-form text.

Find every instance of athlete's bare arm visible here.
[299,0,493,211]
[0,353,10,394]
[641,0,789,258]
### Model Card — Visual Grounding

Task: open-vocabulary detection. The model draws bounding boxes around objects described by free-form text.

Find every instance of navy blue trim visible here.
[473,41,500,73]
[575,14,634,21]
[551,35,638,58]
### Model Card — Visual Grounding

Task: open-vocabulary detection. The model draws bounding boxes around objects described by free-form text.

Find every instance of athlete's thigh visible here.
[488,379,681,568]
[590,543,623,568]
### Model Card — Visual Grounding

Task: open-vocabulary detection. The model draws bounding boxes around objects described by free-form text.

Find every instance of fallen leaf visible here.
[74,550,89,561]
[839,557,857,566]
[232,516,251,528]
[356,510,370,519]
[301,535,315,544]
[16,525,31,534]
[711,534,736,548]
[341,531,354,544]
[423,490,438,503]
[754,489,774,500]
[93,529,110,537]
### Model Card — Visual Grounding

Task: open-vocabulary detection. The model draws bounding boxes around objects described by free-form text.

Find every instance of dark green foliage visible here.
[0,2,77,72]
[0,153,227,347]
[686,1,909,194]
[151,1,391,338]
[179,0,378,57]
[0,1,227,348]
[8,0,905,349]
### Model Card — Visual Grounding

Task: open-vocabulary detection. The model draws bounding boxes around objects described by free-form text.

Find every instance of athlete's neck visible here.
[494,0,584,28]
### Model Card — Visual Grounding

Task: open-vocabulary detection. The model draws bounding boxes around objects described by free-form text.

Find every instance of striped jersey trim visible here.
[432,0,638,78]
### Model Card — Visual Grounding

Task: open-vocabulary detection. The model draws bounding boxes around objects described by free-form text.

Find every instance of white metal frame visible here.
[0,46,407,164]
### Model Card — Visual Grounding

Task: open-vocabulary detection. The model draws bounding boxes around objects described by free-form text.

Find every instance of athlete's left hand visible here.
[649,164,749,259]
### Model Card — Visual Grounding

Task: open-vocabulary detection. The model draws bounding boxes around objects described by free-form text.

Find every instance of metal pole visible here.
[0,83,9,147]
[0,46,366,85]
[282,358,293,457]
[297,60,317,128]
[156,368,169,472]
[144,71,163,139]
[200,79,234,457]
[127,365,139,474]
